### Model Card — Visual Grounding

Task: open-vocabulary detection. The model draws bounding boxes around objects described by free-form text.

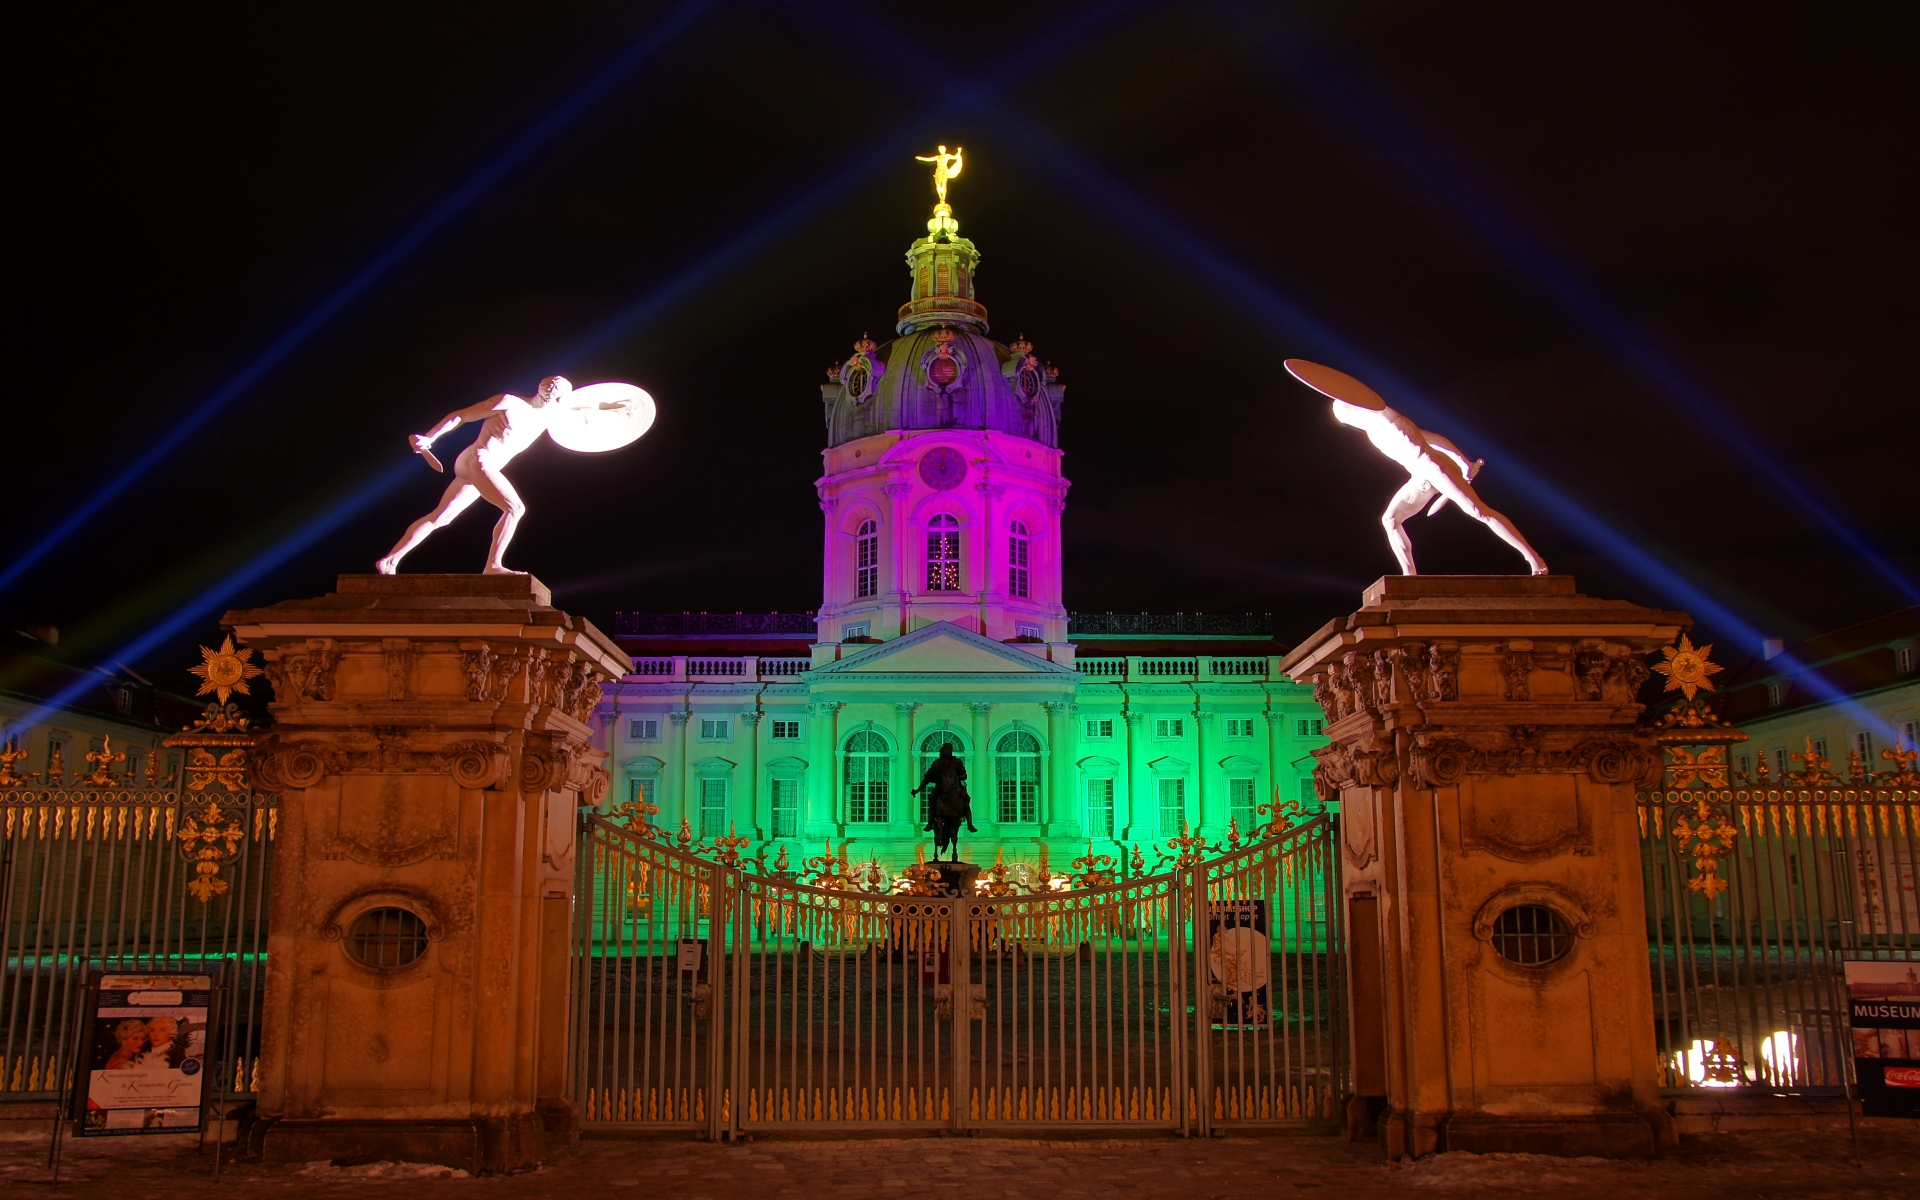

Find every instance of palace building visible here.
[592,183,1328,869]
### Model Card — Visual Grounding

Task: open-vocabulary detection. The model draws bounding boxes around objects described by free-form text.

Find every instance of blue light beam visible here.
[1211,0,1918,604]
[11,458,419,731]
[0,0,720,596]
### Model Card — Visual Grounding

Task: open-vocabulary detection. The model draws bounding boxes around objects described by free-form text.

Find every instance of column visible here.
[233,574,624,1171]
[1280,574,1682,1159]
[668,709,692,830]
[885,479,911,636]
[1261,701,1285,815]
[1192,707,1213,834]
[968,702,993,828]
[1039,700,1081,840]
[895,702,919,834]
[739,709,762,839]
[1121,709,1145,845]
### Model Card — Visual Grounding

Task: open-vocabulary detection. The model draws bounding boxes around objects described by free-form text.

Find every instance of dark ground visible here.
[4,1122,1917,1199]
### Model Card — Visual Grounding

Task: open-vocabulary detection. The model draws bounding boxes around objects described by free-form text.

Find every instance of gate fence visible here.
[1640,775,1918,1091]
[0,709,276,1102]
[571,812,1344,1136]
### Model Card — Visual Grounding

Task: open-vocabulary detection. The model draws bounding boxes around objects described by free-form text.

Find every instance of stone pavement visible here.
[3,1124,1917,1198]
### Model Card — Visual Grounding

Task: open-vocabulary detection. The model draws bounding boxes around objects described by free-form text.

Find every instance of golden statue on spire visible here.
[916,144,964,204]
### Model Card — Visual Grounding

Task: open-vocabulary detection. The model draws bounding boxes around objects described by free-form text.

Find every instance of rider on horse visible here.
[913,743,977,861]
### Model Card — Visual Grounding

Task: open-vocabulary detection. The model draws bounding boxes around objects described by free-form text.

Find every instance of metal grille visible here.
[1640,784,1919,1089]
[1489,905,1572,966]
[346,908,428,969]
[571,812,1344,1135]
[1,785,275,1100]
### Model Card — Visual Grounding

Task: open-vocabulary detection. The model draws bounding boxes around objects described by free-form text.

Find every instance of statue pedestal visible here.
[927,860,982,897]
[229,575,625,1171]
[1281,576,1685,1159]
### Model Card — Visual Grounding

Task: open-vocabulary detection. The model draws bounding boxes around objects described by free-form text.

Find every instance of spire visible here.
[897,146,988,335]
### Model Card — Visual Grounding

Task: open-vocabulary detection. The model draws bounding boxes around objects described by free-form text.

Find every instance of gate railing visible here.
[1640,783,1919,1090]
[570,812,1345,1136]
[0,701,277,1103]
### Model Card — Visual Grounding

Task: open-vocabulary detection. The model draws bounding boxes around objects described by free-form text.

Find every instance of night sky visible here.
[11,1,1916,687]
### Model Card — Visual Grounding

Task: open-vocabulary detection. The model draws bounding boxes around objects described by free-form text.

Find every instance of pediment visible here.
[818,621,1078,677]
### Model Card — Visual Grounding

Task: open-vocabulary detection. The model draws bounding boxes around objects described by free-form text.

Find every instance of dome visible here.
[821,200,1064,448]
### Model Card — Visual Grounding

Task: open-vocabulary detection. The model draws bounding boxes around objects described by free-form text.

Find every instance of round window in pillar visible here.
[346,907,430,969]
[1488,905,1573,967]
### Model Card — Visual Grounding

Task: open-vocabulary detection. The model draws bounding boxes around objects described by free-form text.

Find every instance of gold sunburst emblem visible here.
[1652,633,1722,701]
[190,636,264,704]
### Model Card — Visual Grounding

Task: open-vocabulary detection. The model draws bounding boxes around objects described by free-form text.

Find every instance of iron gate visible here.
[571,813,1344,1135]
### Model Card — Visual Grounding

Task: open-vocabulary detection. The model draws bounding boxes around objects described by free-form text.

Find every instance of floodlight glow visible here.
[0,0,718,596]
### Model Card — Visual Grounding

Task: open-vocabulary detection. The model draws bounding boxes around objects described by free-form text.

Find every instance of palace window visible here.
[1773,747,1788,776]
[627,777,656,812]
[1224,717,1255,739]
[1009,520,1030,598]
[1898,645,1915,675]
[699,777,728,838]
[1854,731,1873,766]
[770,777,799,838]
[1154,718,1184,739]
[699,718,730,740]
[628,718,659,741]
[1811,737,1828,762]
[842,621,871,640]
[995,730,1041,823]
[1086,778,1115,838]
[1298,777,1317,804]
[845,730,891,823]
[1229,777,1257,831]
[918,729,966,824]
[856,519,880,598]
[1767,681,1784,708]
[771,719,801,740]
[1296,718,1324,738]
[1083,718,1113,739]
[927,514,961,591]
[1016,622,1043,640]
[1157,778,1186,836]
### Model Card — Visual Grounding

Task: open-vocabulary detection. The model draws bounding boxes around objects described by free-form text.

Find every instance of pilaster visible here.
[1282,575,1682,1158]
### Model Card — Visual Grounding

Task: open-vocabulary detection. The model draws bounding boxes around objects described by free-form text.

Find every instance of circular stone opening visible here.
[346,907,429,969]
[1489,904,1573,967]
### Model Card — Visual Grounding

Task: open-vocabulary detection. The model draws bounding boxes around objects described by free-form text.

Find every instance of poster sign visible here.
[1844,959,1920,1119]
[1208,899,1271,1028]
[78,974,213,1135]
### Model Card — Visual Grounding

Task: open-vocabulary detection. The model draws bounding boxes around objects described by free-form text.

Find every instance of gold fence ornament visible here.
[80,736,129,787]
[0,737,37,786]
[1882,739,1920,786]
[1666,745,1727,789]
[1788,737,1838,786]
[178,799,246,903]
[1669,796,1737,899]
[190,636,263,705]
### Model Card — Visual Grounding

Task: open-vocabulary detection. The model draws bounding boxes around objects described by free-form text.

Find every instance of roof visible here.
[0,635,206,733]
[1716,605,1920,723]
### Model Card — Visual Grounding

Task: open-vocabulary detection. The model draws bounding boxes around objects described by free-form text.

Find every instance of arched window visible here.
[856,519,879,598]
[926,514,961,591]
[995,730,1041,823]
[1008,519,1030,599]
[844,729,891,823]
[918,729,967,824]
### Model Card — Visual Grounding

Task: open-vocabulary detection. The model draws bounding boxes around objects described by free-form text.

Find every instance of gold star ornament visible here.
[190,636,264,704]
[1652,633,1723,701]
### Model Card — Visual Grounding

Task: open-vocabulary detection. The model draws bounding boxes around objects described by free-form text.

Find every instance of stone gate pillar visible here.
[1281,576,1685,1158]
[227,575,625,1170]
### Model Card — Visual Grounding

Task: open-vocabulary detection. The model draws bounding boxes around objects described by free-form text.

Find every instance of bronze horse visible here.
[913,743,977,861]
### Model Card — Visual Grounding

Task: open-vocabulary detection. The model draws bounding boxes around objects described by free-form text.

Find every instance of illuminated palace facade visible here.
[592,193,1328,868]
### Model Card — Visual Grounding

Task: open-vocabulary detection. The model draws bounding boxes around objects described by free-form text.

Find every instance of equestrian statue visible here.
[913,743,977,862]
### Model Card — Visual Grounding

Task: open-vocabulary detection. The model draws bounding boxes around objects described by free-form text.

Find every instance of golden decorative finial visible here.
[1652,633,1722,701]
[915,144,964,204]
[190,636,263,705]
[0,736,36,787]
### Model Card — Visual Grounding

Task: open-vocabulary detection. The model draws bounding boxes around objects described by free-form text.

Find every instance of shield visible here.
[1283,358,1388,412]
[546,382,657,454]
